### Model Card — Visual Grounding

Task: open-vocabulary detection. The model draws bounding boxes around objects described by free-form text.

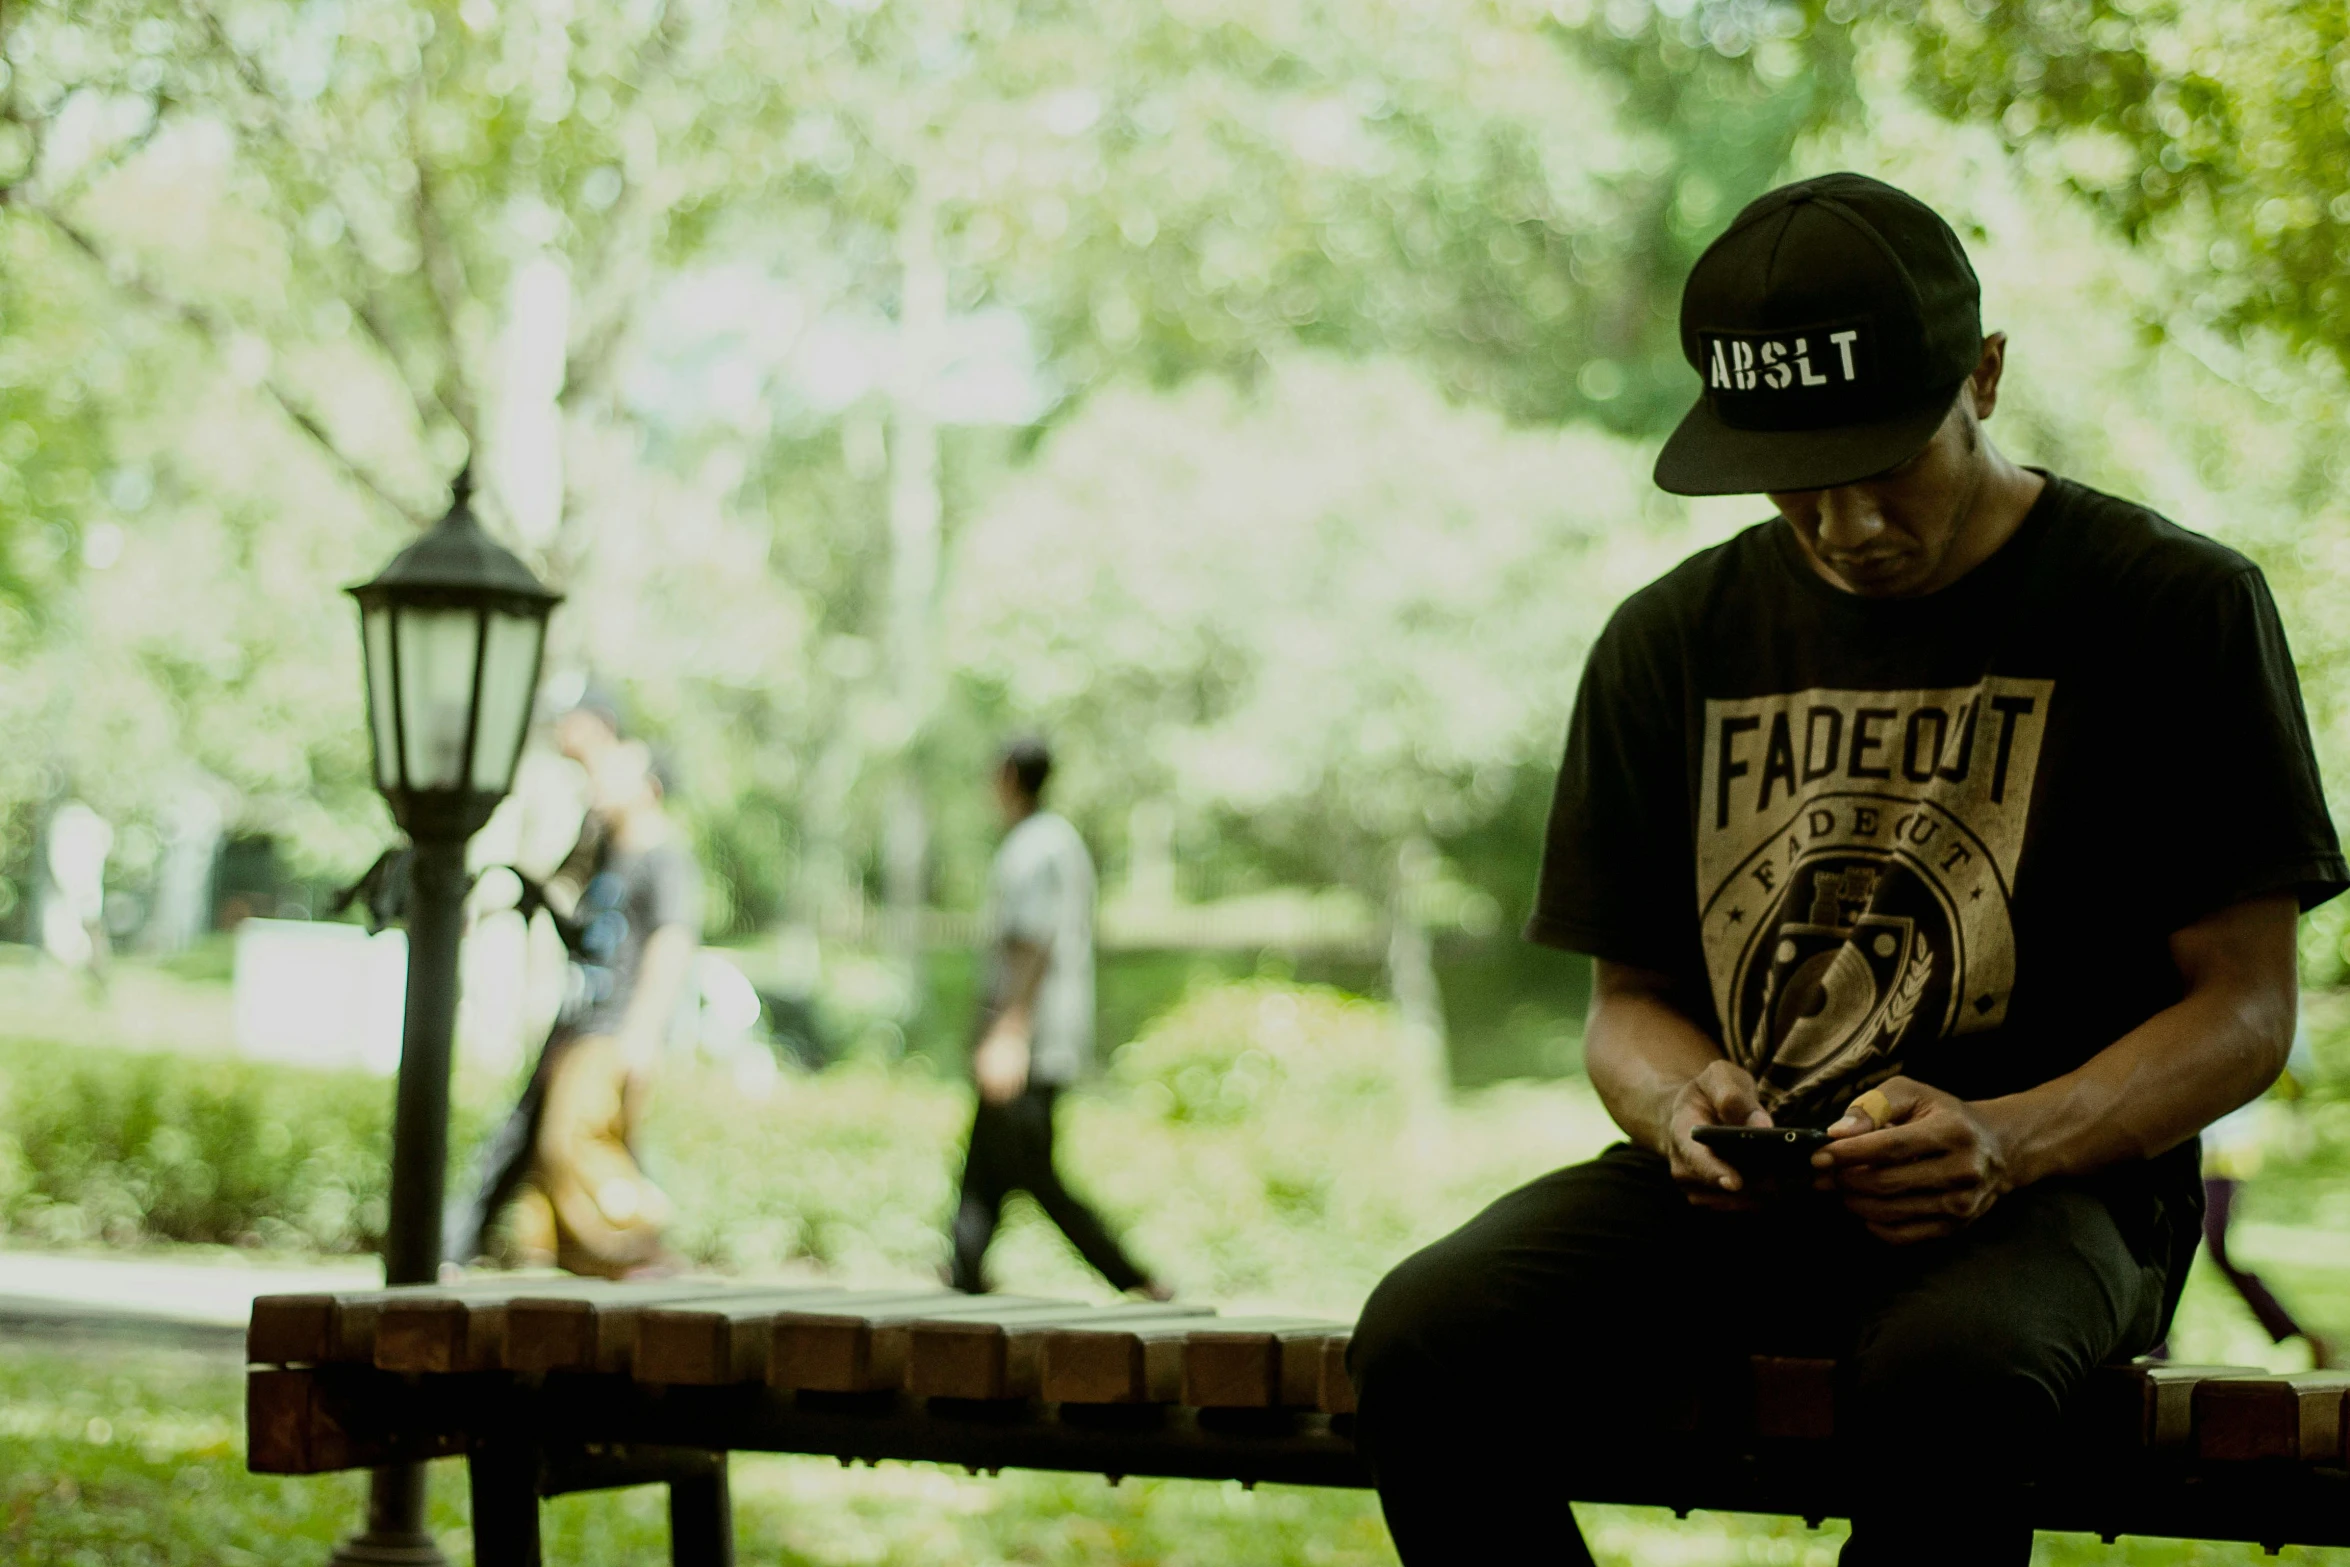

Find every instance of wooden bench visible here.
[246,1279,2350,1565]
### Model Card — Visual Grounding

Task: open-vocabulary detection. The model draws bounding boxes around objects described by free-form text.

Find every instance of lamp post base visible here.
[327,1463,449,1567]
[326,1535,450,1567]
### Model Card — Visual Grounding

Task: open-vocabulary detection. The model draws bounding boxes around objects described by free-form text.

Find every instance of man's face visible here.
[1767,401,1985,599]
[589,740,656,822]
[993,764,1026,827]
[555,709,620,769]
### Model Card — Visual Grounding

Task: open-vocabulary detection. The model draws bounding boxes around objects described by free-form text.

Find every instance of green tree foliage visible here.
[945,355,1694,894]
[1542,0,1855,433]
[0,224,118,616]
[5,0,2345,968]
[1887,0,2350,375]
[0,0,1859,908]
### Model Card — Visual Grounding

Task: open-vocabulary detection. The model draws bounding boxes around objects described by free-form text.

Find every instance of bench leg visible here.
[468,1442,542,1567]
[669,1456,733,1567]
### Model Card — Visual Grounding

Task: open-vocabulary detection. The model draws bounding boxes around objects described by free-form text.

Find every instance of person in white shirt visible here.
[948,737,1169,1298]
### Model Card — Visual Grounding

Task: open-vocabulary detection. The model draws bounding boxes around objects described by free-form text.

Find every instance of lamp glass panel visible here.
[468,609,546,795]
[361,604,400,792]
[394,606,484,791]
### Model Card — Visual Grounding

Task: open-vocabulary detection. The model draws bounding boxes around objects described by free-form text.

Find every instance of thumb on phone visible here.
[1827,1086,1896,1137]
[1699,1062,1769,1129]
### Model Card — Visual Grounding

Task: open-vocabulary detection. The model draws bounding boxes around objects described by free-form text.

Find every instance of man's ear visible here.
[1968,332,2009,420]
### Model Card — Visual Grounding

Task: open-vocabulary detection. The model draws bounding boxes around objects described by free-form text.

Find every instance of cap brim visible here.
[1652,384,1962,496]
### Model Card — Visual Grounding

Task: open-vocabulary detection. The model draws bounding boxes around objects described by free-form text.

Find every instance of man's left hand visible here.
[1812,1076,2015,1244]
[975,1022,1031,1105]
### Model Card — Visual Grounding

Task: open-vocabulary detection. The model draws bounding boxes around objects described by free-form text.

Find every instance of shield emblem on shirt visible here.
[1738,859,1938,1110]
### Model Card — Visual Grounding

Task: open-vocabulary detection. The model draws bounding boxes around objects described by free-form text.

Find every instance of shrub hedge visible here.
[0,1038,466,1253]
[0,981,1616,1312]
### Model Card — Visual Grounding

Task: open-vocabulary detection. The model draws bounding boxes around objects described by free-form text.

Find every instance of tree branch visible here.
[36,94,172,210]
[191,3,467,446]
[404,95,479,445]
[560,2,689,403]
[33,204,424,525]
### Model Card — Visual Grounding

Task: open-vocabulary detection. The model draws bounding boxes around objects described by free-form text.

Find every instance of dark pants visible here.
[1349,1145,2178,1567]
[950,1085,1149,1293]
[2204,1175,2307,1343]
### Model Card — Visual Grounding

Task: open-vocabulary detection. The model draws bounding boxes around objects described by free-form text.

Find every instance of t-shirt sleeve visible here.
[2164,567,2346,923]
[1525,591,1692,969]
[996,841,1061,949]
[647,846,704,940]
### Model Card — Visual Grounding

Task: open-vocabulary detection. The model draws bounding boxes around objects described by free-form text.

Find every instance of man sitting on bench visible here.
[1349,173,2348,1567]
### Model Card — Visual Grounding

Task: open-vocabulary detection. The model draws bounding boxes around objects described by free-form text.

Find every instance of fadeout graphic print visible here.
[1696,678,2052,1119]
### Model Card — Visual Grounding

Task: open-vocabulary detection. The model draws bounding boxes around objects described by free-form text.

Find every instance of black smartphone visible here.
[1690,1124,1830,1179]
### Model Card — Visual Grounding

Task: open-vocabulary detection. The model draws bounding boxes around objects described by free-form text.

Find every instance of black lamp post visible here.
[330,471,559,1567]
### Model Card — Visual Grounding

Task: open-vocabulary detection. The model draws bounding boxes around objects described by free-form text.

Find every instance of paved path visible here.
[0,1247,381,1347]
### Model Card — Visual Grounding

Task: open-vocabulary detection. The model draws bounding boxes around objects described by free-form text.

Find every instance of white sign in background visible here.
[232,918,408,1076]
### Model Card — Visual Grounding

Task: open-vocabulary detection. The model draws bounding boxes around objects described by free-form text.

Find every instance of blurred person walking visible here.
[449,681,637,1266]
[949,738,1167,1298]
[451,738,702,1276]
[40,799,113,994]
[545,679,629,901]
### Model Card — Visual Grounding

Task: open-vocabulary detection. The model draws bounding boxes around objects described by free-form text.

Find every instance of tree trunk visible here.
[882,179,946,1018]
[1386,836,1451,1143]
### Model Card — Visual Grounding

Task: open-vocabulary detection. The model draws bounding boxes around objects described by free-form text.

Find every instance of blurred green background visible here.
[7,0,2350,1561]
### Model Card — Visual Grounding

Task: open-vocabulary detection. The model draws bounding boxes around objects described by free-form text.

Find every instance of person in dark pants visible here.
[1349,173,2346,1567]
[948,738,1168,1298]
[2203,1176,2315,1346]
[2198,1031,2334,1364]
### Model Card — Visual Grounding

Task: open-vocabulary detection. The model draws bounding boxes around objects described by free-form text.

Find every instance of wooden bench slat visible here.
[2079,1362,2263,1449]
[503,1280,784,1375]
[1318,1335,1355,1415]
[1040,1319,1193,1406]
[248,1366,342,1473]
[635,1289,962,1385]
[374,1277,746,1374]
[1179,1320,1351,1410]
[373,1278,633,1374]
[771,1294,1068,1393]
[909,1302,1214,1402]
[2194,1371,2350,1462]
[253,1283,479,1366]
[1038,1316,1340,1407]
[247,1366,466,1474]
[248,1296,340,1367]
[251,1279,611,1367]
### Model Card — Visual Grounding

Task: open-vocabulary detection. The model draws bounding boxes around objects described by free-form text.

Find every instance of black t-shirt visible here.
[1532,475,2345,1153]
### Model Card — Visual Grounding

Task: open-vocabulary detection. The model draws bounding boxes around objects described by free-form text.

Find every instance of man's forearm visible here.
[1586,980,1734,1153]
[1980,895,2297,1187]
[991,938,1050,1027]
[1982,983,2289,1186]
[618,925,698,1066]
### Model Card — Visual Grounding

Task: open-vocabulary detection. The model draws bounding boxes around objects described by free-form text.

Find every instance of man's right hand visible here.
[1665,1061,1773,1208]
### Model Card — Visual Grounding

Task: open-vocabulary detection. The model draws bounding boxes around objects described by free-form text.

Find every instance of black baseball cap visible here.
[1653,173,1984,496]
